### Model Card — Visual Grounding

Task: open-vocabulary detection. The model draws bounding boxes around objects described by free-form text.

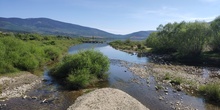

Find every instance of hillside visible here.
[125,31,155,40]
[0,17,153,39]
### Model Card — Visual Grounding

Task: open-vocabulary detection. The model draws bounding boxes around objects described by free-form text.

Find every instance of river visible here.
[1,43,220,110]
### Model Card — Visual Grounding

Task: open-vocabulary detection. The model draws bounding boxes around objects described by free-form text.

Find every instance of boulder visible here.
[68,88,149,110]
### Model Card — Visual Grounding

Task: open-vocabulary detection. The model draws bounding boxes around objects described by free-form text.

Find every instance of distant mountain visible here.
[125,31,155,40]
[0,17,154,39]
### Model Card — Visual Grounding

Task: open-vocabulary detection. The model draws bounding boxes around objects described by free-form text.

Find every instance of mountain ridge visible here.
[0,17,154,39]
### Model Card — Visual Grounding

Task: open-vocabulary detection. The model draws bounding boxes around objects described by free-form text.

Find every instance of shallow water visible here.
[1,43,220,110]
[68,43,148,64]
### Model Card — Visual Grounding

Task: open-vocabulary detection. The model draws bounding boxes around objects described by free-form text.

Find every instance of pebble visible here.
[170,102,173,105]
[22,95,27,99]
[159,96,164,100]
[164,90,168,92]
[176,107,180,110]
[176,101,180,104]
[173,90,177,93]
[41,99,47,103]
[31,96,37,100]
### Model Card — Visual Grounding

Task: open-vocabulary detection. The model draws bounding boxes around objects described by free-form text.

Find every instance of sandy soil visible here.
[0,72,41,100]
[68,88,149,110]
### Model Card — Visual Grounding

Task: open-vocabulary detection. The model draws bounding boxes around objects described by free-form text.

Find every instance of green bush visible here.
[66,69,91,88]
[109,40,147,52]
[199,83,220,102]
[44,46,62,61]
[50,49,110,89]
[16,53,39,71]
[164,73,171,80]
[0,33,81,74]
[170,77,183,85]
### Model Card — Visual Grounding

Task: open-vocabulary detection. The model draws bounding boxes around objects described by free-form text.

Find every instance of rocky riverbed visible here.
[0,59,220,110]
[0,72,41,101]
[115,59,220,110]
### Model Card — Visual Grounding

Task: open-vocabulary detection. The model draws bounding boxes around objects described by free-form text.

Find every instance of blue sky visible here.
[0,0,219,34]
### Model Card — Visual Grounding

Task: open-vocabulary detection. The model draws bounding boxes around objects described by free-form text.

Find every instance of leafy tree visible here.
[146,22,178,53]
[210,16,220,51]
[173,21,211,57]
[146,21,211,57]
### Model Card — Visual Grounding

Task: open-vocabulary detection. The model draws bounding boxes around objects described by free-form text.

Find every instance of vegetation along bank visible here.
[0,32,81,74]
[0,32,81,97]
[50,49,110,90]
[110,16,220,103]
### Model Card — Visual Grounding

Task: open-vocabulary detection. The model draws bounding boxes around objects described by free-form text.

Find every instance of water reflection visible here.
[69,43,148,64]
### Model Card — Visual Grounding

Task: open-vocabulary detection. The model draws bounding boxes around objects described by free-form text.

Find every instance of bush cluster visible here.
[0,33,80,74]
[146,16,220,59]
[50,49,110,89]
[109,39,147,52]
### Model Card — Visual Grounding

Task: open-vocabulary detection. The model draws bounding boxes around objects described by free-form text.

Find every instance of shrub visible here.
[199,83,220,102]
[44,46,62,61]
[164,73,171,80]
[50,49,110,89]
[0,33,81,74]
[170,77,183,85]
[16,53,39,71]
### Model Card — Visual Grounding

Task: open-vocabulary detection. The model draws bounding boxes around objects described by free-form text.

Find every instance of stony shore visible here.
[0,72,41,100]
[117,59,220,110]
[1,59,220,110]
[121,60,220,91]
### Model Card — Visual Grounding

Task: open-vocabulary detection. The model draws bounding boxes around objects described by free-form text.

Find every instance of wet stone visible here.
[22,95,28,99]
[41,99,47,103]
[159,96,164,100]
[31,96,37,100]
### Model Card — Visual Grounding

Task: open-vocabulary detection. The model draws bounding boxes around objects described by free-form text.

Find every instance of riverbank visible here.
[108,40,150,54]
[118,59,220,109]
[0,72,41,101]
[1,43,220,110]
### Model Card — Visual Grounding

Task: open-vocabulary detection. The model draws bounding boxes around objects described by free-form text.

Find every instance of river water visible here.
[1,43,220,110]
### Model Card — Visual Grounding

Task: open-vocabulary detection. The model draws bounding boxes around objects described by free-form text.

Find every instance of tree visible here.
[210,16,220,51]
[145,21,211,57]
[176,21,211,57]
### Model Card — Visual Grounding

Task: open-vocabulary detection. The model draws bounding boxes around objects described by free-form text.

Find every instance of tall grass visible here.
[199,83,220,102]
